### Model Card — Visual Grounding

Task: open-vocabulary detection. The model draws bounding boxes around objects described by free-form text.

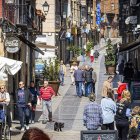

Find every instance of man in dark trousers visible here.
[16,81,31,131]
[74,66,85,98]
[85,65,93,97]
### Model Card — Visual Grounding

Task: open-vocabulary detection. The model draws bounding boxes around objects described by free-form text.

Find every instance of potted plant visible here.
[67,45,81,67]
[85,41,93,56]
[104,39,117,75]
[43,58,60,95]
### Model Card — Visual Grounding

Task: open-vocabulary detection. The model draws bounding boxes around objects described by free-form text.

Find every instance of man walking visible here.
[83,94,103,130]
[59,60,66,86]
[85,65,93,97]
[102,76,113,98]
[74,66,85,98]
[40,80,55,124]
[16,81,31,131]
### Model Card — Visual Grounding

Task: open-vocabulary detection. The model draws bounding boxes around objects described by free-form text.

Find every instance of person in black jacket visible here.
[74,66,85,97]
[29,81,39,124]
[85,65,93,97]
[15,81,31,131]
[115,90,131,140]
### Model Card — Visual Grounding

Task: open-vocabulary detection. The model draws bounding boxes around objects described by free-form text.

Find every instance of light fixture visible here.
[42,1,49,15]
[5,0,15,4]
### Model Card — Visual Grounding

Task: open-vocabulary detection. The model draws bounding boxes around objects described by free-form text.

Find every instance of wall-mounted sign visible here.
[4,36,20,53]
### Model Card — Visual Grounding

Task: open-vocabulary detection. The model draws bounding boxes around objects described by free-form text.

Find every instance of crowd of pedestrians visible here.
[72,64,97,98]
[83,75,140,140]
[0,53,140,140]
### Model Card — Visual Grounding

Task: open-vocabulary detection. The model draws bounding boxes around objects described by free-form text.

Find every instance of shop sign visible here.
[4,36,20,53]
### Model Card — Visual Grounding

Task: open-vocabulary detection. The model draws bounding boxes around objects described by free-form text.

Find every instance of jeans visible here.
[18,106,30,127]
[85,82,93,96]
[75,81,83,97]
[59,73,64,85]
[82,82,85,95]
[42,100,52,121]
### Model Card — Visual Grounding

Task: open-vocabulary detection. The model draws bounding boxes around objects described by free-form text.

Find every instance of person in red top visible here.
[40,80,55,124]
[117,81,128,101]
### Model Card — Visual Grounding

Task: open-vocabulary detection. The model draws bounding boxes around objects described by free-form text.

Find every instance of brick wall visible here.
[100,0,119,14]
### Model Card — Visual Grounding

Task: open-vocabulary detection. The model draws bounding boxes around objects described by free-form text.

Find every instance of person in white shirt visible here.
[101,89,116,130]
[70,62,78,85]
[0,85,11,135]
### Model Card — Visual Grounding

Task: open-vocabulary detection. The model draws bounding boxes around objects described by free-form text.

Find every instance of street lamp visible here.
[42,1,49,15]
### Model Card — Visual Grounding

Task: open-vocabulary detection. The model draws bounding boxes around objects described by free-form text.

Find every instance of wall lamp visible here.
[42,1,49,15]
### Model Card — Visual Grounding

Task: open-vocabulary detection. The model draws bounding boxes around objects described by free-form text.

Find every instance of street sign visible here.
[81,130,118,140]
[4,36,20,53]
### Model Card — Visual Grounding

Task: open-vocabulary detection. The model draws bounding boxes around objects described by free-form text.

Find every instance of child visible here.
[129,106,140,140]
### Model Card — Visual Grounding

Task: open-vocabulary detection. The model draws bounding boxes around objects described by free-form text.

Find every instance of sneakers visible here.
[32,120,35,124]
[21,127,25,132]
[25,125,29,130]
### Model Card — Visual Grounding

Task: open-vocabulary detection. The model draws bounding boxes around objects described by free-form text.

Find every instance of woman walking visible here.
[115,90,131,140]
[101,89,116,130]
[29,81,39,124]
[70,62,78,85]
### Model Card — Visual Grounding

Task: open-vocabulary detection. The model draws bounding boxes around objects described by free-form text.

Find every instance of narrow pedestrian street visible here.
[11,47,108,140]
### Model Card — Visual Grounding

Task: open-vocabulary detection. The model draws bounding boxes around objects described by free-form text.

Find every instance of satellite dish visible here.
[125,17,130,25]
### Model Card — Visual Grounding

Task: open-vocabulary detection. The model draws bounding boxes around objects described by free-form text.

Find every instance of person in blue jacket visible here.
[29,81,39,124]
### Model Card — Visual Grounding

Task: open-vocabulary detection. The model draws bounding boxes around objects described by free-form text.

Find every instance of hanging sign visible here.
[4,36,20,53]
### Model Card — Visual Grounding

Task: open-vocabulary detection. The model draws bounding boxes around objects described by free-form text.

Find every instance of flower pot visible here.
[48,81,60,96]
[105,66,116,75]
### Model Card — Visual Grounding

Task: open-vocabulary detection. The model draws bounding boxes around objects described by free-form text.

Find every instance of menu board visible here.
[131,82,140,100]
[81,130,118,140]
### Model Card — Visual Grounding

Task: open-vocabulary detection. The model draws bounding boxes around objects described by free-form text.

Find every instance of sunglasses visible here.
[0,88,4,89]
[19,84,23,86]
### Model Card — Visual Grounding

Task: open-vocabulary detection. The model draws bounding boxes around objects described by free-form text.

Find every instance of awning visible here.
[35,42,57,49]
[16,35,44,55]
[0,57,23,75]
[119,40,140,52]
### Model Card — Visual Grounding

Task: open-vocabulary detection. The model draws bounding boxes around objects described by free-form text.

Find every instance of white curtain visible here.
[0,57,23,75]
